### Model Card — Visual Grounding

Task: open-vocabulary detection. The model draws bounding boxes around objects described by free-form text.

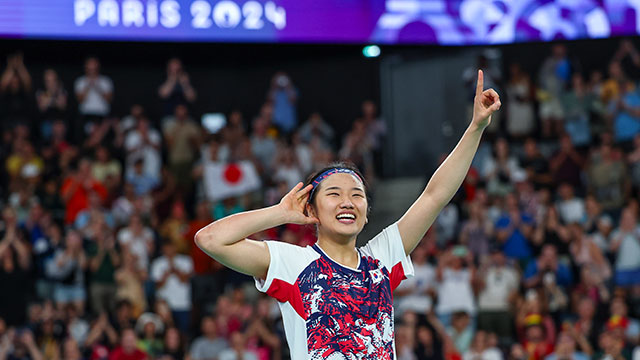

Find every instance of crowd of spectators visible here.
[0,37,640,360]
[394,40,640,360]
[0,52,385,360]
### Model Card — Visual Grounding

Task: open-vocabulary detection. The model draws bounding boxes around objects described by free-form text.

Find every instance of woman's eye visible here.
[353,194,364,198]
[328,193,339,196]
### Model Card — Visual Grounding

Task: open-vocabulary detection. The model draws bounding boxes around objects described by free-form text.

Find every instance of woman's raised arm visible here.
[194,182,319,279]
[397,69,501,255]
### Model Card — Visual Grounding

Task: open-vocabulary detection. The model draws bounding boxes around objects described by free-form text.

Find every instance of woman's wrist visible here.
[266,204,288,227]
[467,121,486,134]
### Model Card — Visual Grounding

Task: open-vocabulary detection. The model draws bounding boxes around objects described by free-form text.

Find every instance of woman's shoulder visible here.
[263,239,315,255]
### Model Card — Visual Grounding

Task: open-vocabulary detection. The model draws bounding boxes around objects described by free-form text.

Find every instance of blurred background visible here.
[1,1,640,360]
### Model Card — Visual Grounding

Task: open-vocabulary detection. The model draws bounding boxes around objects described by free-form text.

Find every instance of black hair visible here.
[304,161,371,216]
[452,311,470,320]
[115,299,132,310]
[84,56,100,65]
[160,238,175,248]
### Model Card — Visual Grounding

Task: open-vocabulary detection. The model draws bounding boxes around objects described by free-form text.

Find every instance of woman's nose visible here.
[339,197,354,208]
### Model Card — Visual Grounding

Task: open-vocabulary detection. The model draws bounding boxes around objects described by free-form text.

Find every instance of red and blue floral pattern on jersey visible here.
[297,246,395,360]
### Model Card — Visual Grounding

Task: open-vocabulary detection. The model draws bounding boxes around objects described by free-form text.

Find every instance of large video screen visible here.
[0,0,638,45]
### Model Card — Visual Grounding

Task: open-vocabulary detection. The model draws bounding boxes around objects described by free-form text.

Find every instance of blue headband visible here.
[308,168,363,203]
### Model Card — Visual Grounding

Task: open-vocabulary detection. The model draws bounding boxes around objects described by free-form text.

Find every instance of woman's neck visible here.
[316,236,359,269]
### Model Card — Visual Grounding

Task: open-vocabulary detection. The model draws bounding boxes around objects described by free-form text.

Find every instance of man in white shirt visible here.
[435,246,476,326]
[394,241,436,316]
[151,241,193,334]
[74,57,113,139]
[556,183,585,225]
[74,57,113,134]
[477,246,519,344]
[124,117,162,183]
[117,214,154,271]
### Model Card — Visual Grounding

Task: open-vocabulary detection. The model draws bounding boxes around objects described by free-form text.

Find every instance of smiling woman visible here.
[303,164,370,269]
[194,70,501,359]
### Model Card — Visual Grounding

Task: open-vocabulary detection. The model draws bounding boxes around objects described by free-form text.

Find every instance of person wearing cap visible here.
[194,71,501,359]
[135,313,164,358]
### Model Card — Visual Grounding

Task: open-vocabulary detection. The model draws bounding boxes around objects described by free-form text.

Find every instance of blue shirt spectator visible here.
[524,244,573,288]
[613,81,640,142]
[269,72,298,134]
[495,194,534,260]
[126,160,158,196]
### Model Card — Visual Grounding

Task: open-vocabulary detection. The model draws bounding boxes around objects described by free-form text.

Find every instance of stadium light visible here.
[362,45,381,58]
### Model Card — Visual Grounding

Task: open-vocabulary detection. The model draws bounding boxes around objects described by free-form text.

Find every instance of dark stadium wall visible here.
[1,40,381,139]
[379,47,482,178]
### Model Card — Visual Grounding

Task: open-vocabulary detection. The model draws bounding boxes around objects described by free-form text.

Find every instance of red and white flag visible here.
[203,161,261,202]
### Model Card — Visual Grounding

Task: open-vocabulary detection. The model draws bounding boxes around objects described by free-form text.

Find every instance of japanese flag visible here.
[203,161,261,202]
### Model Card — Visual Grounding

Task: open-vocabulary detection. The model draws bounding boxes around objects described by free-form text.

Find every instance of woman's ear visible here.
[306,203,316,218]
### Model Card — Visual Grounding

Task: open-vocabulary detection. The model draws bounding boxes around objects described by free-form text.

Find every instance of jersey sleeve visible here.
[360,222,415,290]
[254,241,318,317]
